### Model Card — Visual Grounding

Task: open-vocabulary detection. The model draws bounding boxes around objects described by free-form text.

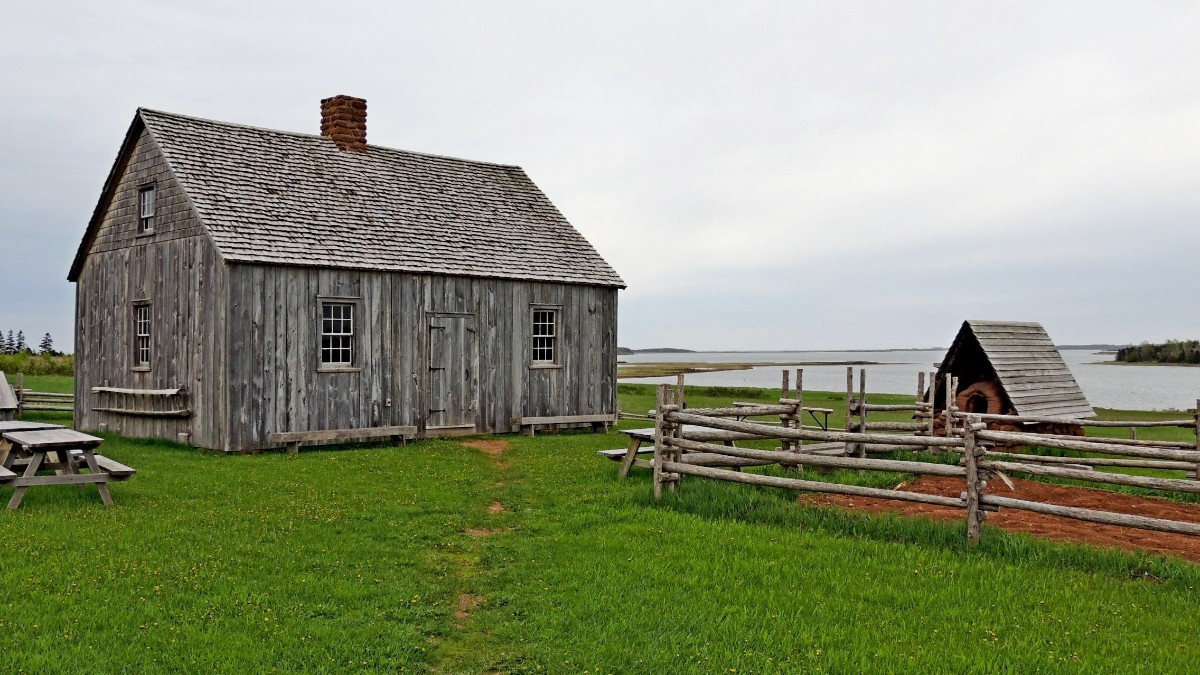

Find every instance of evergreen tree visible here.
[38,333,54,355]
[3,330,13,355]
[15,331,26,354]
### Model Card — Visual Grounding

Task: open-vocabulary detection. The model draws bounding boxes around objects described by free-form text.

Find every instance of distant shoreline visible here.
[617,360,887,378]
[1093,360,1200,368]
[622,348,943,354]
[621,346,1118,354]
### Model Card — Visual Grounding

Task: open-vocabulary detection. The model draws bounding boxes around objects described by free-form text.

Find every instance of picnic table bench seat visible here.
[53,450,136,479]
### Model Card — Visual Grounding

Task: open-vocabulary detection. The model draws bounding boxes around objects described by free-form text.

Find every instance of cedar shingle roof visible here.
[77,108,624,287]
[938,320,1095,419]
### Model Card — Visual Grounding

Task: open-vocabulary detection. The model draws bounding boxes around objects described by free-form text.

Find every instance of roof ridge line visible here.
[136,107,525,170]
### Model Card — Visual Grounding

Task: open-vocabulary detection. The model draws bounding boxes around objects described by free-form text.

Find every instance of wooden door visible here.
[427,314,478,431]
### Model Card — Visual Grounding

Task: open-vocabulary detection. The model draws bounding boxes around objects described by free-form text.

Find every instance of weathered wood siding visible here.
[73,129,229,449]
[224,264,618,451]
[932,320,1094,420]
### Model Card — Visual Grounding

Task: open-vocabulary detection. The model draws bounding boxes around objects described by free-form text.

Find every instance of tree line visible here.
[0,329,61,356]
[1115,340,1200,365]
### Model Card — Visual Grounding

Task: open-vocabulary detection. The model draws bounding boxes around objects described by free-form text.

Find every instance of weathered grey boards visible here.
[271,425,418,454]
[76,260,618,452]
[932,321,1094,420]
[0,372,16,422]
[513,413,617,436]
[70,103,623,454]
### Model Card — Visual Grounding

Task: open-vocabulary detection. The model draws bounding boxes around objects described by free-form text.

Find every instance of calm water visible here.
[622,349,1200,411]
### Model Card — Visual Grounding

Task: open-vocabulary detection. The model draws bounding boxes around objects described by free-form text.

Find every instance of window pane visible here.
[134,304,151,366]
[532,310,557,363]
[320,302,354,365]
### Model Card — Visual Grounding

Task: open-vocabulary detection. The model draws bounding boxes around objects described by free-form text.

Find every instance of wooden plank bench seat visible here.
[597,447,650,459]
[0,464,16,481]
[84,453,136,479]
[270,425,418,454]
[512,414,616,437]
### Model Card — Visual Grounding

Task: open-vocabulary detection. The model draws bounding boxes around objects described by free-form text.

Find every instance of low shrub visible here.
[0,353,74,376]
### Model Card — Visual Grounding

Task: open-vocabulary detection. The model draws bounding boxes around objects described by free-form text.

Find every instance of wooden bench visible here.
[512,414,616,437]
[270,425,418,454]
[57,451,136,479]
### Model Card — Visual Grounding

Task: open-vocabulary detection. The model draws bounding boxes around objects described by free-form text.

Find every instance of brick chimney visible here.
[320,95,367,152]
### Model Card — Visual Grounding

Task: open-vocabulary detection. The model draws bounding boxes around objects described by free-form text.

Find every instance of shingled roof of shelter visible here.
[72,108,624,287]
[937,320,1095,419]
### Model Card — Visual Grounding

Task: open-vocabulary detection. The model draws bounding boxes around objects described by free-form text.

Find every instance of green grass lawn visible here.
[2,383,1199,672]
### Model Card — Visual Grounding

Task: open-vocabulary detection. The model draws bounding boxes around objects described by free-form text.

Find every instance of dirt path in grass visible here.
[450,440,514,628]
[803,476,1200,563]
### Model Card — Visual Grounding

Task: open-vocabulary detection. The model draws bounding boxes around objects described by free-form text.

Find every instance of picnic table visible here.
[600,425,766,478]
[1,428,133,509]
[0,421,66,465]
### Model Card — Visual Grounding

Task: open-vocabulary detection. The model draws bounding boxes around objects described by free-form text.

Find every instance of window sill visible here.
[530,363,562,370]
[131,366,151,372]
[318,366,361,374]
[135,230,156,238]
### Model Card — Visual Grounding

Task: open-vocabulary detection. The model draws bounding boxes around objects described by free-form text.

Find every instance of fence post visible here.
[668,386,682,492]
[926,371,936,439]
[780,369,792,453]
[916,372,925,408]
[845,367,855,457]
[653,384,667,501]
[963,417,984,546]
[858,368,868,460]
[795,368,806,474]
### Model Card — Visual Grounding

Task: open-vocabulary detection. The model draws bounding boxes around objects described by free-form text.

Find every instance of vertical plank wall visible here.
[224,264,618,451]
[74,129,228,449]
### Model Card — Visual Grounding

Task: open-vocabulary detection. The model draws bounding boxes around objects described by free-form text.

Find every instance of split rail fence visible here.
[9,374,74,414]
[650,371,1200,546]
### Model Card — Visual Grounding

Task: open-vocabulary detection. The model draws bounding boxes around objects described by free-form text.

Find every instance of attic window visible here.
[138,184,156,233]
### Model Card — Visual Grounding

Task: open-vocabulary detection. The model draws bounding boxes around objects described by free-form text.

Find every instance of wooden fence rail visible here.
[17,390,74,413]
[650,373,1200,548]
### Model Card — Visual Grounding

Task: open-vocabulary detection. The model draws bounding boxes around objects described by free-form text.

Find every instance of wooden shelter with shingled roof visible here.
[68,96,624,452]
[931,321,1095,428]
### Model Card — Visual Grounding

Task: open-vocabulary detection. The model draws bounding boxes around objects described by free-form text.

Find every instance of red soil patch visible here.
[803,475,1200,563]
[455,593,481,625]
[487,502,507,515]
[461,440,510,456]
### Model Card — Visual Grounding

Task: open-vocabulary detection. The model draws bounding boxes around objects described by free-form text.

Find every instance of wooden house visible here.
[931,320,1094,434]
[68,96,624,452]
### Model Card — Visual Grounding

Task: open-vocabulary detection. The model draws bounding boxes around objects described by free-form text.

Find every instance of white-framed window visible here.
[532,308,557,364]
[138,184,156,233]
[320,302,355,366]
[134,303,151,368]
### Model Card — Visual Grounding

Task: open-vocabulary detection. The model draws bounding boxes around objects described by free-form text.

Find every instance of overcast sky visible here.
[2,1,1198,352]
